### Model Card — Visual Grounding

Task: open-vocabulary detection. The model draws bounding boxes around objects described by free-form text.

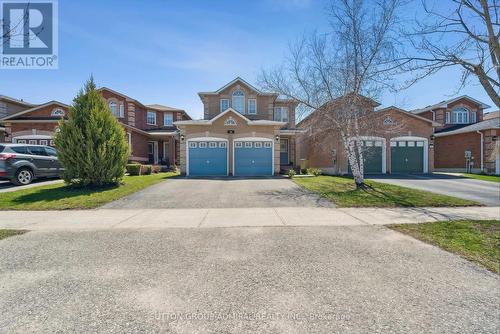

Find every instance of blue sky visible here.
[1,0,495,119]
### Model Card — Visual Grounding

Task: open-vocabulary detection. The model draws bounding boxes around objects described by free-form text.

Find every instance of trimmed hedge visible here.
[141,165,152,175]
[126,164,141,176]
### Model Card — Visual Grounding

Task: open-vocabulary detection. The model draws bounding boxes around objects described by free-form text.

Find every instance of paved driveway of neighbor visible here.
[102,177,334,209]
[369,174,500,206]
[0,226,497,333]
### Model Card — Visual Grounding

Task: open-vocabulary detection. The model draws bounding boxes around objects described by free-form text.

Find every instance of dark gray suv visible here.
[0,144,62,185]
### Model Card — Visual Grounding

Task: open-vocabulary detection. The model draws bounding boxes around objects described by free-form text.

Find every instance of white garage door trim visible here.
[186,137,229,176]
[349,136,387,173]
[232,137,274,176]
[390,136,428,173]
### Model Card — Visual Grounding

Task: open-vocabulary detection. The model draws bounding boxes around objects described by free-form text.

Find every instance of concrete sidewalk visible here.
[1,206,498,230]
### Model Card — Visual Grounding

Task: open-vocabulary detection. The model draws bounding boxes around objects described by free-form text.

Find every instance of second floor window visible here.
[164,112,173,126]
[220,99,229,112]
[147,111,157,125]
[248,99,257,114]
[274,107,289,123]
[119,104,125,118]
[232,89,245,114]
[451,108,469,124]
[109,102,118,116]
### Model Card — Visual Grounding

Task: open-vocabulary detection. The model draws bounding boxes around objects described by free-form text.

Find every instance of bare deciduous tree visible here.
[400,0,499,108]
[1,2,34,47]
[260,0,405,186]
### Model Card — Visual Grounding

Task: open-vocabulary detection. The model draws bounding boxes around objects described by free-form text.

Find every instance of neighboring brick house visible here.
[174,77,302,176]
[411,96,499,174]
[0,95,36,142]
[0,88,191,165]
[296,97,439,175]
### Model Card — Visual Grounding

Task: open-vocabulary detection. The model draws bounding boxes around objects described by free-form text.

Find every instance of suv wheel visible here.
[13,168,33,185]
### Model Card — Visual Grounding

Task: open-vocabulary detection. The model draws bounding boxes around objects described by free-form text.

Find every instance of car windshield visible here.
[0,145,4,153]
[45,146,57,157]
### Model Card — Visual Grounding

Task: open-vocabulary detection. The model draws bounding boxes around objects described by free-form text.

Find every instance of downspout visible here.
[476,131,484,171]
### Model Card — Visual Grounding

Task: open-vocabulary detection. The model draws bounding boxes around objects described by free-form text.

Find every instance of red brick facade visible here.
[1,90,190,166]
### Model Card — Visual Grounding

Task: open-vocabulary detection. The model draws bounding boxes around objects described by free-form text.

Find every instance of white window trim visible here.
[119,104,125,118]
[451,108,469,124]
[163,112,173,126]
[109,102,118,117]
[147,111,157,125]
[232,90,245,114]
[51,108,65,117]
[274,107,289,122]
[248,98,257,115]
[186,137,229,176]
[220,99,229,113]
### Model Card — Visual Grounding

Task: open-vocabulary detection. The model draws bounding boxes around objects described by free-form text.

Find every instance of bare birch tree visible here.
[400,0,499,108]
[259,0,405,186]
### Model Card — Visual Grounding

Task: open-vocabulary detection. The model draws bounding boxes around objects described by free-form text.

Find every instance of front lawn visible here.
[293,176,480,207]
[388,220,500,274]
[0,229,27,240]
[0,172,178,210]
[460,173,500,183]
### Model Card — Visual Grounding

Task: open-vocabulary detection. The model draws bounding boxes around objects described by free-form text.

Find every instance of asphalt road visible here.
[0,226,497,333]
[102,177,334,209]
[369,174,500,206]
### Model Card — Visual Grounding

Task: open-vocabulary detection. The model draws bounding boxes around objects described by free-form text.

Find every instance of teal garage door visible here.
[188,140,227,176]
[349,140,383,174]
[391,140,424,173]
[234,140,273,176]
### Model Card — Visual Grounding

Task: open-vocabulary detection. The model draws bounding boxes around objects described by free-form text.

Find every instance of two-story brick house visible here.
[0,88,191,165]
[174,77,302,176]
[411,96,499,174]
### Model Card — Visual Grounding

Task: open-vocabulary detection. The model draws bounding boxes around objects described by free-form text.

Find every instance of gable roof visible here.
[174,108,285,126]
[483,110,499,120]
[198,77,277,97]
[377,106,441,126]
[97,87,147,108]
[434,118,500,137]
[0,101,70,121]
[411,95,491,114]
[0,95,35,107]
[296,94,381,127]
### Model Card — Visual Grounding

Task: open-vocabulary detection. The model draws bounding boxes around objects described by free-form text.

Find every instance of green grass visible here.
[0,229,27,240]
[0,172,178,210]
[388,220,500,274]
[460,173,500,183]
[293,176,480,207]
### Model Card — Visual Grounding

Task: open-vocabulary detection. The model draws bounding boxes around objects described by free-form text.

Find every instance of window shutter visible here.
[119,104,124,118]
[471,112,477,123]
[445,112,450,124]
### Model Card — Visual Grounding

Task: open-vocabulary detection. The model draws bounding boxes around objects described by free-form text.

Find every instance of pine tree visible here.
[55,77,130,186]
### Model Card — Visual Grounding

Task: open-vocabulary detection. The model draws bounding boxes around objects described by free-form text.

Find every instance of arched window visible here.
[51,108,65,117]
[109,102,118,116]
[232,89,245,114]
[452,108,469,124]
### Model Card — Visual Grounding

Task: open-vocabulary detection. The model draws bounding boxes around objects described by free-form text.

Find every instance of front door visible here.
[280,139,289,165]
[147,142,155,164]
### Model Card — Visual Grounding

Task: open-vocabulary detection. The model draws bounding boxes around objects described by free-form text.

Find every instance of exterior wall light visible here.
[275,135,280,142]
[180,134,185,141]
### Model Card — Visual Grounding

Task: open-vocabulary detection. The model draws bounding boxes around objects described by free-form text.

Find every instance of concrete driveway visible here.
[0,226,497,333]
[369,174,500,206]
[102,177,334,209]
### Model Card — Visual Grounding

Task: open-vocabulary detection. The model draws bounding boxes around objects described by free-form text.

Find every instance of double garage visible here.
[187,138,274,176]
[350,137,429,174]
